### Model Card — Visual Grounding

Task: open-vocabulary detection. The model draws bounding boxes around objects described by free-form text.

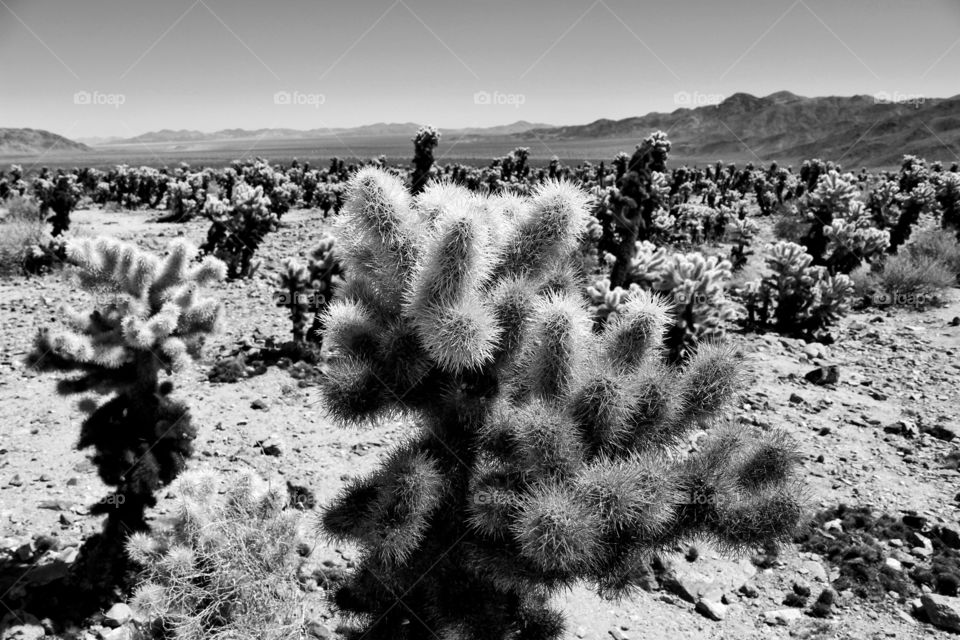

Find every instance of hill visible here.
[523,92,960,167]
[0,128,90,155]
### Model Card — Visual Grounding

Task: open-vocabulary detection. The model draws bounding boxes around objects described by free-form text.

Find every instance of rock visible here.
[59,513,73,526]
[937,524,960,549]
[103,603,133,628]
[925,423,957,442]
[884,420,918,437]
[789,393,804,404]
[15,541,34,562]
[609,630,630,640]
[0,612,45,640]
[885,557,903,571]
[921,594,960,632]
[739,583,759,598]
[255,435,283,456]
[903,514,928,530]
[763,609,802,625]
[305,620,336,639]
[251,399,268,410]
[823,519,843,533]
[805,365,839,386]
[695,599,727,621]
[800,559,828,582]
[102,626,134,640]
[660,555,756,604]
[803,343,827,359]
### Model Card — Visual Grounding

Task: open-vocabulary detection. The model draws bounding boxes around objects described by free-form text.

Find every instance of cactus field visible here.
[1,142,959,640]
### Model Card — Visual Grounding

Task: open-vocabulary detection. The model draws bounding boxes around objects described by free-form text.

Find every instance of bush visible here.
[0,197,46,276]
[903,224,960,277]
[875,253,953,306]
[318,168,802,640]
[127,470,307,640]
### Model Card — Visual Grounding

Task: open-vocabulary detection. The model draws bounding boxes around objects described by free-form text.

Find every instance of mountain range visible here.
[0,128,90,156]
[519,91,960,167]
[8,92,960,166]
[87,121,553,146]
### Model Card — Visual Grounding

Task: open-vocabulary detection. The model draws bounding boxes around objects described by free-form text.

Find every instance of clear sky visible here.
[1,0,958,138]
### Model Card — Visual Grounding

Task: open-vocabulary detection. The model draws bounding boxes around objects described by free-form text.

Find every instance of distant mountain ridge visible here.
[110,121,554,145]
[6,92,960,166]
[0,128,90,155]
[521,91,960,167]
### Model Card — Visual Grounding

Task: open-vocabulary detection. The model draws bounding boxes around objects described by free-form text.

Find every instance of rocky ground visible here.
[1,208,959,639]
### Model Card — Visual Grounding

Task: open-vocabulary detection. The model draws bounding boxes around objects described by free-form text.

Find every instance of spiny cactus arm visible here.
[512,481,601,576]
[574,454,678,541]
[338,167,419,287]
[600,290,671,373]
[494,181,592,278]
[676,342,745,426]
[405,204,495,320]
[512,293,592,402]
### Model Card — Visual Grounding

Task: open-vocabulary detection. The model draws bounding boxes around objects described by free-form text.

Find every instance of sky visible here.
[1,0,958,139]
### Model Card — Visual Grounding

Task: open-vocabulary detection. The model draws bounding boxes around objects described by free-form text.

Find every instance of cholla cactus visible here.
[127,470,306,640]
[938,171,960,235]
[319,168,802,640]
[201,181,277,279]
[823,206,889,274]
[28,238,225,539]
[655,252,736,361]
[585,277,635,327]
[160,171,207,222]
[728,217,758,270]
[890,179,939,251]
[606,132,672,287]
[742,241,853,336]
[33,172,81,236]
[411,125,440,195]
[275,236,343,343]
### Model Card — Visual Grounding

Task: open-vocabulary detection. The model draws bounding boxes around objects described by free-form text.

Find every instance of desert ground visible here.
[1,206,958,639]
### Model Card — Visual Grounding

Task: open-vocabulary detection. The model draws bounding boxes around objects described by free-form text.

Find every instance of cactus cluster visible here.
[29,238,224,541]
[275,235,343,343]
[201,181,278,279]
[318,168,801,640]
[742,241,853,336]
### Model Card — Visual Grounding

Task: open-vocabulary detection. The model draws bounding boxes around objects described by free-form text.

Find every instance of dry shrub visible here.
[0,196,46,276]
[126,470,308,640]
[876,253,954,306]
